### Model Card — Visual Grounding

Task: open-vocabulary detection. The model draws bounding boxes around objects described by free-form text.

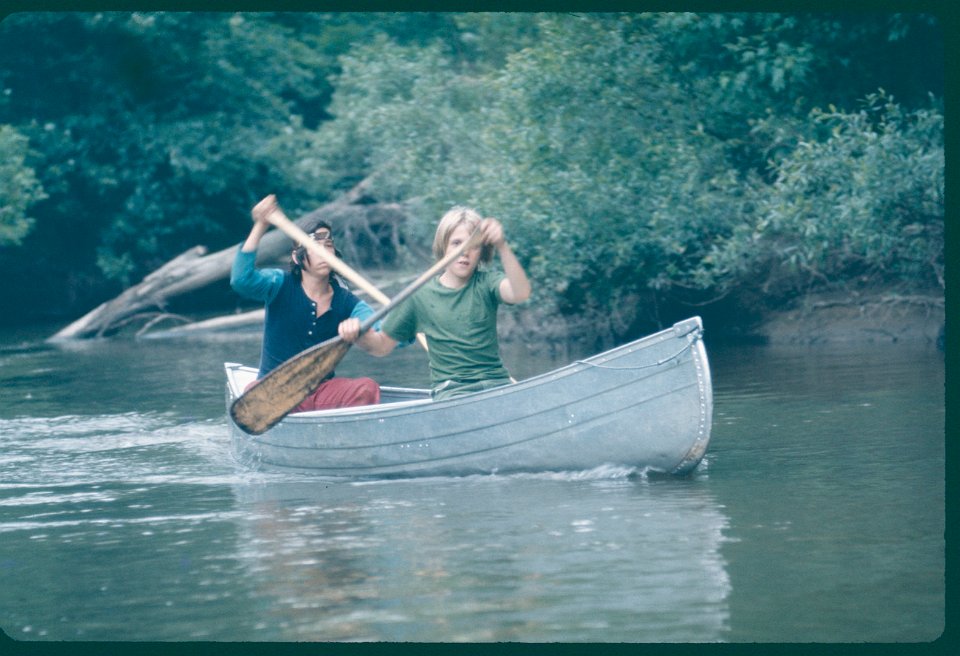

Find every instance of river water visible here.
[0,321,945,643]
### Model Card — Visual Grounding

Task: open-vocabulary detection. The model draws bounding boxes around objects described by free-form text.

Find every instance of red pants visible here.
[245,376,380,411]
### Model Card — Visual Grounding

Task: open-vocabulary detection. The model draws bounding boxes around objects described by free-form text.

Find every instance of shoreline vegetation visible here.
[0,14,943,352]
[86,282,942,352]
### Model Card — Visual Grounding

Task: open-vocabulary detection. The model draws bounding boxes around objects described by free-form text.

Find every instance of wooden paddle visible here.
[257,200,428,351]
[230,225,483,435]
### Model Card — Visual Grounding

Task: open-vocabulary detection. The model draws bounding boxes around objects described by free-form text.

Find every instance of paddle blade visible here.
[230,338,352,435]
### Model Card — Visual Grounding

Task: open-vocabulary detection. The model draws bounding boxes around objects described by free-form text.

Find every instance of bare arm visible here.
[482,218,531,305]
[241,194,278,252]
[338,318,400,357]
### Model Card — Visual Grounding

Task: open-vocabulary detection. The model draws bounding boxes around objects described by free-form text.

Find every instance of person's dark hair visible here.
[291,219,344,281]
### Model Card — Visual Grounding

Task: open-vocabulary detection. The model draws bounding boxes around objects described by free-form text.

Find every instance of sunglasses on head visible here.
[309,229,334,244]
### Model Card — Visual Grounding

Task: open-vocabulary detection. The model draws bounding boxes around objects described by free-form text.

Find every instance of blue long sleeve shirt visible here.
[230,248,378,379]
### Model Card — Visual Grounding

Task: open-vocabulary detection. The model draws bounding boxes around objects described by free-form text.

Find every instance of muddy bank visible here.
[500,288,945,353]
[754,291,944,346]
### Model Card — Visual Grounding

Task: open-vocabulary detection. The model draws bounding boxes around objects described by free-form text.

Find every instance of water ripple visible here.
[0,414,237,487]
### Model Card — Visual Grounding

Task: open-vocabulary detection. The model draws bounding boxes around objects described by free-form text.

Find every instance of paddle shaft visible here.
[263,206,389,303]
[262,205,428,351]
[230,225,483,435]
[356,224,482,333]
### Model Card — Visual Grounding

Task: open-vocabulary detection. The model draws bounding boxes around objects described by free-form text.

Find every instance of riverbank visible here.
[498,287,945,355]
[753,290,944,346]
[24,280,945,354]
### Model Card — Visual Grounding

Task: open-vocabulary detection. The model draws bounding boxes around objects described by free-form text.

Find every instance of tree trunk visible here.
[49,180,412,340]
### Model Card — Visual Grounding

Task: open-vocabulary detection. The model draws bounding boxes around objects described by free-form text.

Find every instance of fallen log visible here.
[49,181,413,341]
[139,309,265,338]
[142,270,423,339]
[49,244,233,340]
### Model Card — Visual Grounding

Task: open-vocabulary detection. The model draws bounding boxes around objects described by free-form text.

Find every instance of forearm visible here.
[497,242,531,304]
[242,194,280,252]
[241,220,270,253]
[357,328,399,357]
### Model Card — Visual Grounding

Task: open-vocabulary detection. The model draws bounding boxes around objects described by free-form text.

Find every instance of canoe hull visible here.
[225,317,712,478]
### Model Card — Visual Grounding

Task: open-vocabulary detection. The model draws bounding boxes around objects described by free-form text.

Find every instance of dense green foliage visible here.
[0,12,458,314]
[309,13,944,336]
[0,124,45,246]
[0,11,944,339]
[702,93,944,300]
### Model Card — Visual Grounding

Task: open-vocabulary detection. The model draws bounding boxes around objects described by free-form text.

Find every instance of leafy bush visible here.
[700,92,944,298]
[0,125,46,246]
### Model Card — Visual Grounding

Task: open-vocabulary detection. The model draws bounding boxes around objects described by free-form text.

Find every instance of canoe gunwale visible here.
[572,324,700,372]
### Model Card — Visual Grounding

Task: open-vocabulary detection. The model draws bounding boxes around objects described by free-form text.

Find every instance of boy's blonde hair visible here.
[433,206,493,263]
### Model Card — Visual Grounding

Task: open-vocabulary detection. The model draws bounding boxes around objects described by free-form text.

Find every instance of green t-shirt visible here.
[383,268,509,387]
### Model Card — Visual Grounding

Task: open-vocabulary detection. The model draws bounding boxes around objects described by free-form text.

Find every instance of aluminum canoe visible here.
[224,316,713,478]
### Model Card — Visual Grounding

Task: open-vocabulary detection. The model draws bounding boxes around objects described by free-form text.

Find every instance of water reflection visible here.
[229,473,732,641]
[708,342,944,642]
